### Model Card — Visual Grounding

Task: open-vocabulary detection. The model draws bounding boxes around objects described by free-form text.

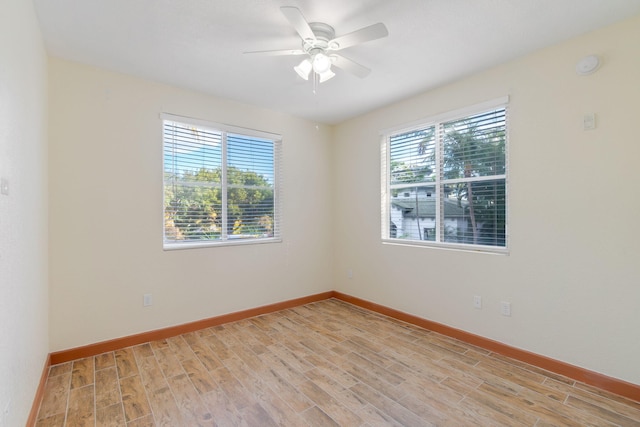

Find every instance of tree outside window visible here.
[383,102,507,251]
[163,118,281,249]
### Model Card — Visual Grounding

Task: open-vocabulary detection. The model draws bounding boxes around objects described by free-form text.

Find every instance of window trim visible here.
[161,113,281,143]
[380,97,509,254]
[161,113,282,250]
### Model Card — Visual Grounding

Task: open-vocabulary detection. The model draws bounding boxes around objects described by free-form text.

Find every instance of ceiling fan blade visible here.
[243,48,306,56]
[329,23,388,51]
[280,6,316,41]
[331,54,371,78]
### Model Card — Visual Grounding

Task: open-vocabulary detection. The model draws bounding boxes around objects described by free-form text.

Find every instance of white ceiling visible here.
[33,0,640,124]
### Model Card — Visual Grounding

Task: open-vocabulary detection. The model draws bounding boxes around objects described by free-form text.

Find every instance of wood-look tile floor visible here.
[36,299,640,426]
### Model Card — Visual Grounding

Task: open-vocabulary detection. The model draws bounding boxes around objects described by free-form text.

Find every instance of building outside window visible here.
[381,98,508,253]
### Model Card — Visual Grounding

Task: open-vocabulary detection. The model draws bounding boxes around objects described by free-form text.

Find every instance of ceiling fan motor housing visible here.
[302,22,338,54]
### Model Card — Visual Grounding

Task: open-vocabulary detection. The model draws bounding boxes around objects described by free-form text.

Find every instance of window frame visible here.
[381,97,509,254]
[161,113,282,250]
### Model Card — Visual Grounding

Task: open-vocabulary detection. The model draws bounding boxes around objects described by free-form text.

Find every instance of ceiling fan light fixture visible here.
[294,58,312,80]
[312,53,332,74]
[247,6,389,89]
[318,68,335,83]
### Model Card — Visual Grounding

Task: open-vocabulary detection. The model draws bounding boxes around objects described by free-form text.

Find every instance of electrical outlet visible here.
[143,294,152,307]
[500,301,511,316]
[473,295,482,309]
[0,178,9,196]
[347,269,353,279]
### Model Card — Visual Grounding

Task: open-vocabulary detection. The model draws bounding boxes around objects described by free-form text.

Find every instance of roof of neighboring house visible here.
[392,198,467,218]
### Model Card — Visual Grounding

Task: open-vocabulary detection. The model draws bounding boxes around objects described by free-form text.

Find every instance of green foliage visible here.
[442,113,506,246]
[390,110,506,246]
[390,127,436,186]
[442,121,505,180]
[164,166,274,241]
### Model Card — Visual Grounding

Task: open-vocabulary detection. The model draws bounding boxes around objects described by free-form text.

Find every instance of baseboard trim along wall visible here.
[49,291,334,365]
[26,354,51,427]
[45,290,639,405]
[332,292,640,403]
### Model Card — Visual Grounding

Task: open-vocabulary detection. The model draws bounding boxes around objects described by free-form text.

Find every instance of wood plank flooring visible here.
[35,299,640,426]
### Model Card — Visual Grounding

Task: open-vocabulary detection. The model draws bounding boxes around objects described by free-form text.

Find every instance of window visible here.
[162,114,281,249]
[382,98,508,252]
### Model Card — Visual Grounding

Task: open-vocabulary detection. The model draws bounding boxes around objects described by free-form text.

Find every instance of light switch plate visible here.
[583,113,596,130]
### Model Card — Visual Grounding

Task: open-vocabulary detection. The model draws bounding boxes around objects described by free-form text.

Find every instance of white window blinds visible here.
[383,100,508,252]
[163,117,281,249]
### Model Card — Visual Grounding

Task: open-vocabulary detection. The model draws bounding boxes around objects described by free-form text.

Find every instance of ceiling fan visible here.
[245,6,388,87]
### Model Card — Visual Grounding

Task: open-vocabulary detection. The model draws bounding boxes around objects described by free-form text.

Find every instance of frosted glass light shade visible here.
[294,59,312,80]
[312,53,332,74]
[318,69,335,83]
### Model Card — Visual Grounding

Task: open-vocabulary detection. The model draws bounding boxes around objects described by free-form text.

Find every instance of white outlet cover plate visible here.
[0,178,9,195]
[473,296,482,309]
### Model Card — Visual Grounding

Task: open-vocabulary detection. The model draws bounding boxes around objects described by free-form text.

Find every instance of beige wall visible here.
[0,0,49,424]
[47,13,640,388]
[332,15,640,385]
[48,59,333,351]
